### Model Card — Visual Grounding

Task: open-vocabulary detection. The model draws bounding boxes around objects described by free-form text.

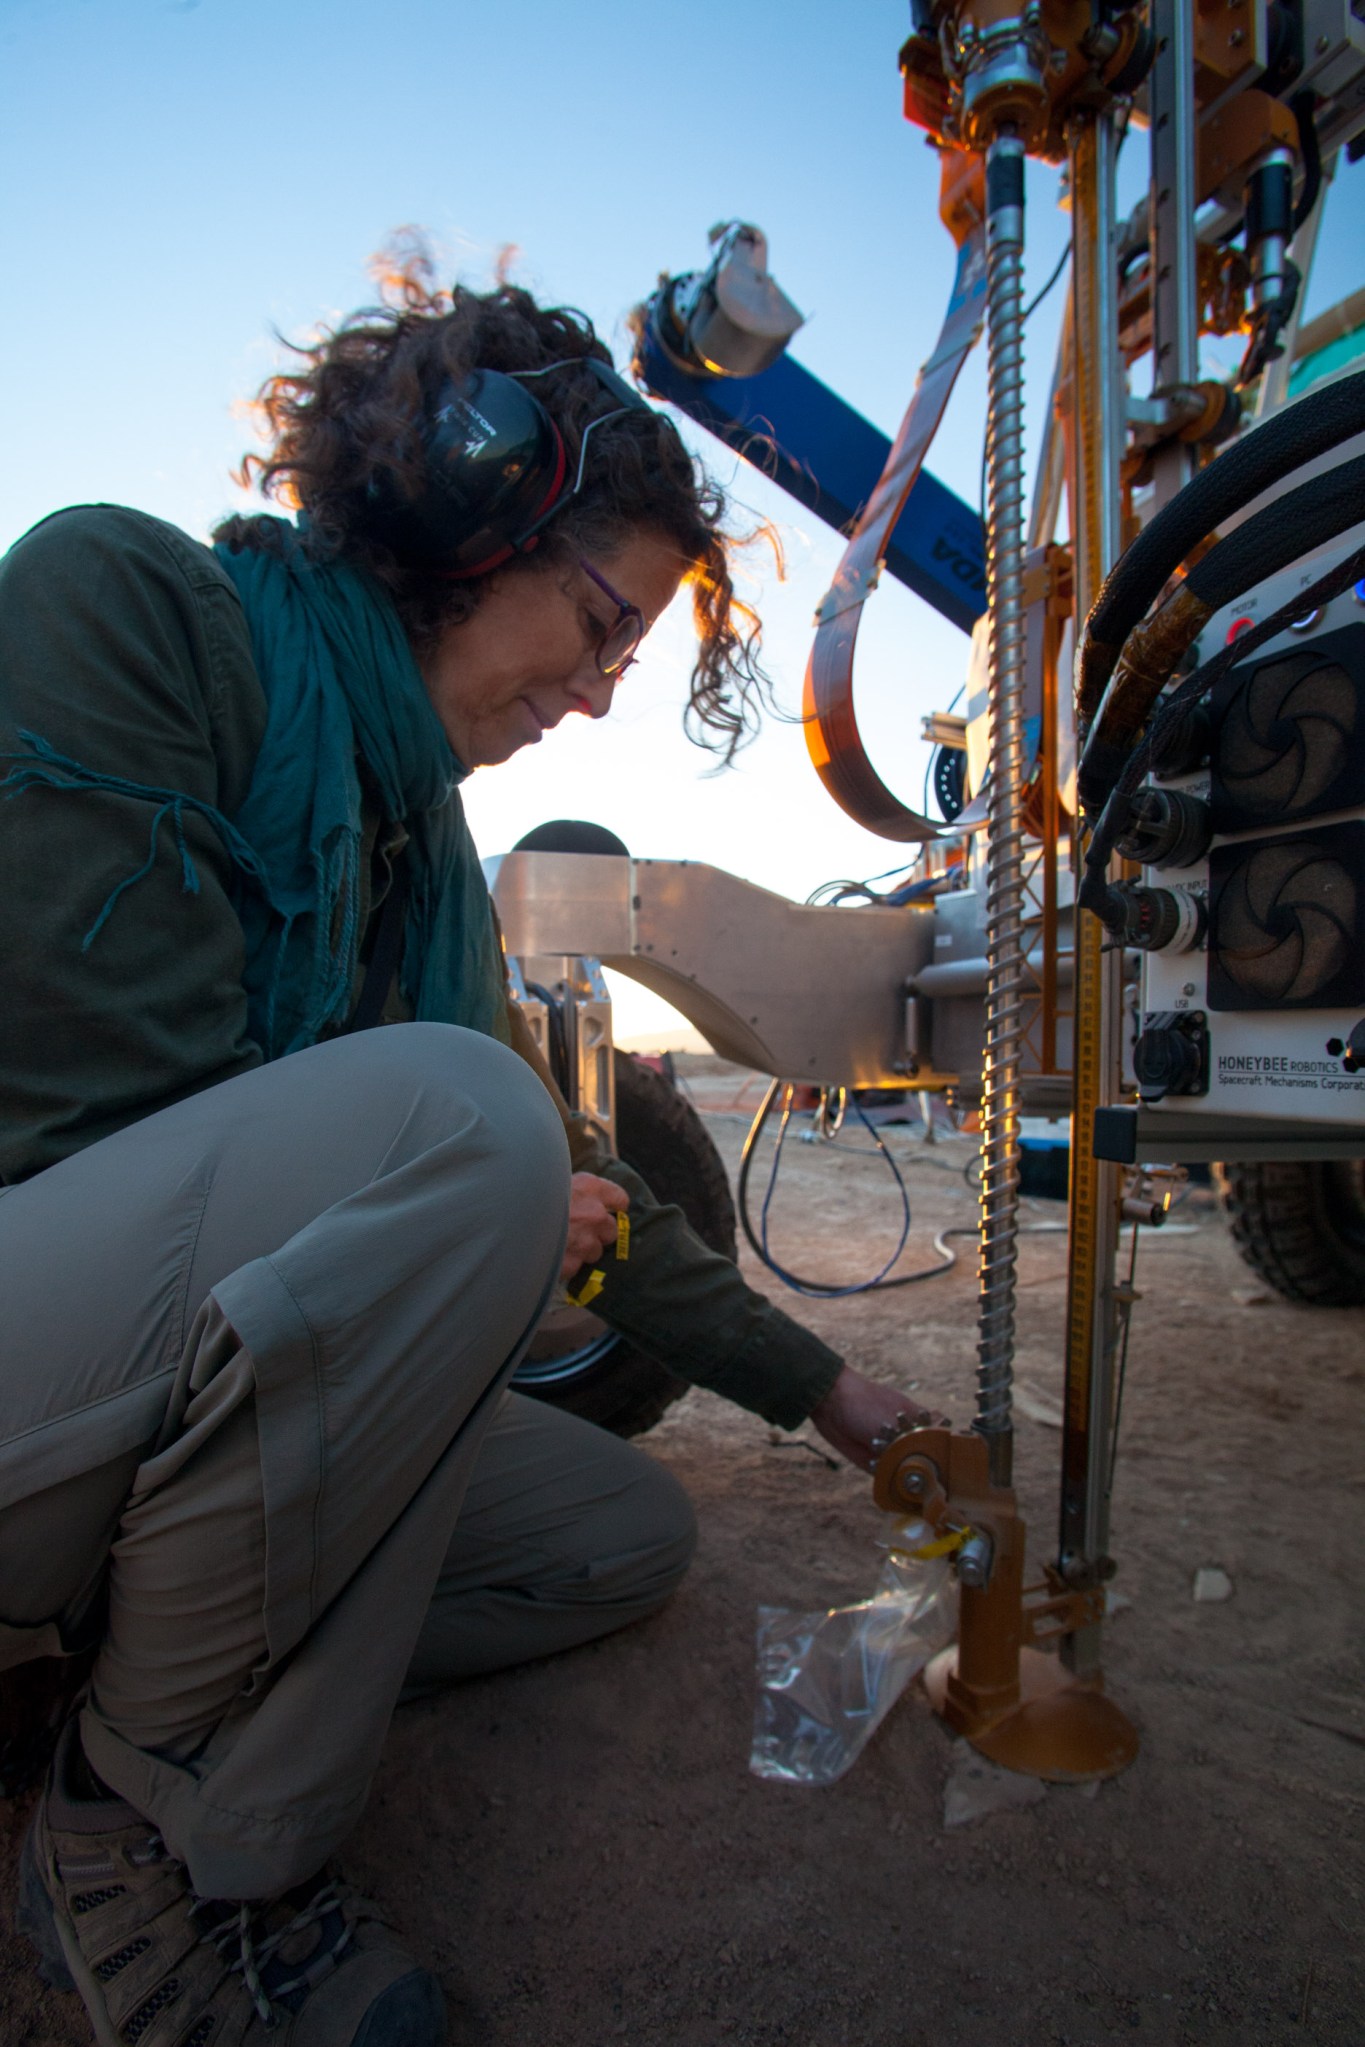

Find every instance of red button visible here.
[1224,616,1254,645]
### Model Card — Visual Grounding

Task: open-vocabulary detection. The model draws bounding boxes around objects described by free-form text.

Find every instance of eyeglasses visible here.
[579,559,646,678]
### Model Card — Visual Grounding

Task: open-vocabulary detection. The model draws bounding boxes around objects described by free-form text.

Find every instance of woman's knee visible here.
[585,1454,697,1614]
[353,1024,567,1198]
[286,1023,570,1253]
[403,1441,697,1690]
[173,1025,568,1332]
[446,1405,698,1619]
[638,1459,698,1588]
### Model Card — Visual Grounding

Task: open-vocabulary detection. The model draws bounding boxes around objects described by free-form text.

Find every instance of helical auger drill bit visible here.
[976,127,1030,1486]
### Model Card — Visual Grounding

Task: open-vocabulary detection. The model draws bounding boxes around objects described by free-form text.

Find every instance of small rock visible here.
[944,1743,1047,1827]
[1013,1381,1065,1428]
[1193,1566,1234,1603]
[1230,1286,1273,1306]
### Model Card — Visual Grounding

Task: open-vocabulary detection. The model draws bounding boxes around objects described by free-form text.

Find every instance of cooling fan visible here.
[1208,822,1365,1011]
[1210,625,1365,833]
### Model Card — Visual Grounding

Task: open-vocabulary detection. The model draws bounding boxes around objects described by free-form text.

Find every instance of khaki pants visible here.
[0,1026,695,1899]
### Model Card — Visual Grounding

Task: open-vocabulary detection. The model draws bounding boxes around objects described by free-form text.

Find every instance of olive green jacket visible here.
[0,506,842,1428]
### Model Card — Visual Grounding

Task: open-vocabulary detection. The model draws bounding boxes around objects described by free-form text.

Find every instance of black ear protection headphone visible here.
[366,356,655,577]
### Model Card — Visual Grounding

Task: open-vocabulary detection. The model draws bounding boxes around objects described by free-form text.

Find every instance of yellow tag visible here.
[568,1268,605,1308]
[615,1211,630,1262]
[908,1525,973,1562]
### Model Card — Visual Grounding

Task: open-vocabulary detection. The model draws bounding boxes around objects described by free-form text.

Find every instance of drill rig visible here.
[490,1,1365,1776]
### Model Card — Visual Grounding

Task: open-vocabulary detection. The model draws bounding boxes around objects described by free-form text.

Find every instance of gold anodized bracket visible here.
[871,1426,1138,1780]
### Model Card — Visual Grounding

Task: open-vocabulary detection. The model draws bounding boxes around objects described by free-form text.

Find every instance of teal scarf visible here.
[214,524,507,1056]
[2,519,507,1059]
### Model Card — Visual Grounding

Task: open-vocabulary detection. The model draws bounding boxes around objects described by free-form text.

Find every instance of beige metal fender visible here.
[484,850,941,1087]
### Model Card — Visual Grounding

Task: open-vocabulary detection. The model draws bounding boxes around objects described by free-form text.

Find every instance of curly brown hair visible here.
[217,240,775,760]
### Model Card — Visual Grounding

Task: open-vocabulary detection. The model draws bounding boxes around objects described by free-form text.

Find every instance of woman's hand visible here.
[809,1365,949,1472]
[560,1172,630,1282]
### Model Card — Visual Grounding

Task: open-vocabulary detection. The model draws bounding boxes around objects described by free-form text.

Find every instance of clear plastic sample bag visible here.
[750,1518,955,1788]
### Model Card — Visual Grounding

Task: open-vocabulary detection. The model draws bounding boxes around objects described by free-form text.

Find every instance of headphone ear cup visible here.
[365,369,566,574]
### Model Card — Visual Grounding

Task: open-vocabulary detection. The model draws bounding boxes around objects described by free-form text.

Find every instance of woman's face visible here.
[420,528,687,769]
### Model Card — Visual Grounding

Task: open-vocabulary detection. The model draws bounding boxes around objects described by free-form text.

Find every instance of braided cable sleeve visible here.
[1078,449,1365,811]
[1079,537,1365,922]
[1184,449,1365,611]
[1076,367,1365,727]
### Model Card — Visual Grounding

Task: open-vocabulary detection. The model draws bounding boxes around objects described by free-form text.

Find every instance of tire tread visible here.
[1215,1158,1365,1306]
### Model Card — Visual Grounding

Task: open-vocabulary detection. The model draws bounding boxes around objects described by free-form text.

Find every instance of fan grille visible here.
[1210,624,1364,832]
[1208,822,1365,1011]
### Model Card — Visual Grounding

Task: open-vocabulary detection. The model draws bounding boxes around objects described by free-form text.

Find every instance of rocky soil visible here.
[4,1062,1362,2046]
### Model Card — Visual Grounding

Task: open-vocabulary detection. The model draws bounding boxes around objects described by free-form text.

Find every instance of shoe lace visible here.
[193,1879,360,2027]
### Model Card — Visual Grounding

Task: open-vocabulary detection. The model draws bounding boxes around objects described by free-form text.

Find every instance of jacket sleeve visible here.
[502,997,844,1430]
[0,506,267,1180]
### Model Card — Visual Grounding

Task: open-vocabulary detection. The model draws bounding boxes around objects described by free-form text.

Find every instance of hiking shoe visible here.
[19,1718,447,2045]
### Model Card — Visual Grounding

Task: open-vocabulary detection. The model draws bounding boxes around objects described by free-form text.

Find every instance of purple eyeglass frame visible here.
[578,559,646,678]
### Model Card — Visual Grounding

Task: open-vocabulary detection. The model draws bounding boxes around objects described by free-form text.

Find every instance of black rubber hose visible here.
[1184,449,1365,612]
[1078,537,1365,924]
[1076,451,1365,812]
[1291,94,1321,235]
[1076,367,1365,728]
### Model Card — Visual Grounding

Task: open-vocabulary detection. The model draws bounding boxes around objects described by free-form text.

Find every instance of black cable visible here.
[1079,537,1365,920]
[1120,536,1365,799]
[737,1080,961,1295]
[1077,368,1365,725]
[738,1081,1072,1303]
[807,856,952,908]
[1187,454,1365,613]
[1290,93,1322,235]
[1078,451,1365,811]
[1022,245,1069,326]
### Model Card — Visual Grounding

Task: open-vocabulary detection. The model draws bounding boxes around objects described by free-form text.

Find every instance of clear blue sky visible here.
[3,0,1360,1039]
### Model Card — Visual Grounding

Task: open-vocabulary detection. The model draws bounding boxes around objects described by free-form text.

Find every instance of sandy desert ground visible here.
[3,1060,1362,2046]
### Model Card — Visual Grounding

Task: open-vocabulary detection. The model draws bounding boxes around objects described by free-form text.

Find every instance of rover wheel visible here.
[1214,1159,1365,1307]
[514,1049,738,1436]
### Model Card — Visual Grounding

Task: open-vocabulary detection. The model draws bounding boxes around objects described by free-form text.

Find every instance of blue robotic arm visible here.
[633,223,987,634]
